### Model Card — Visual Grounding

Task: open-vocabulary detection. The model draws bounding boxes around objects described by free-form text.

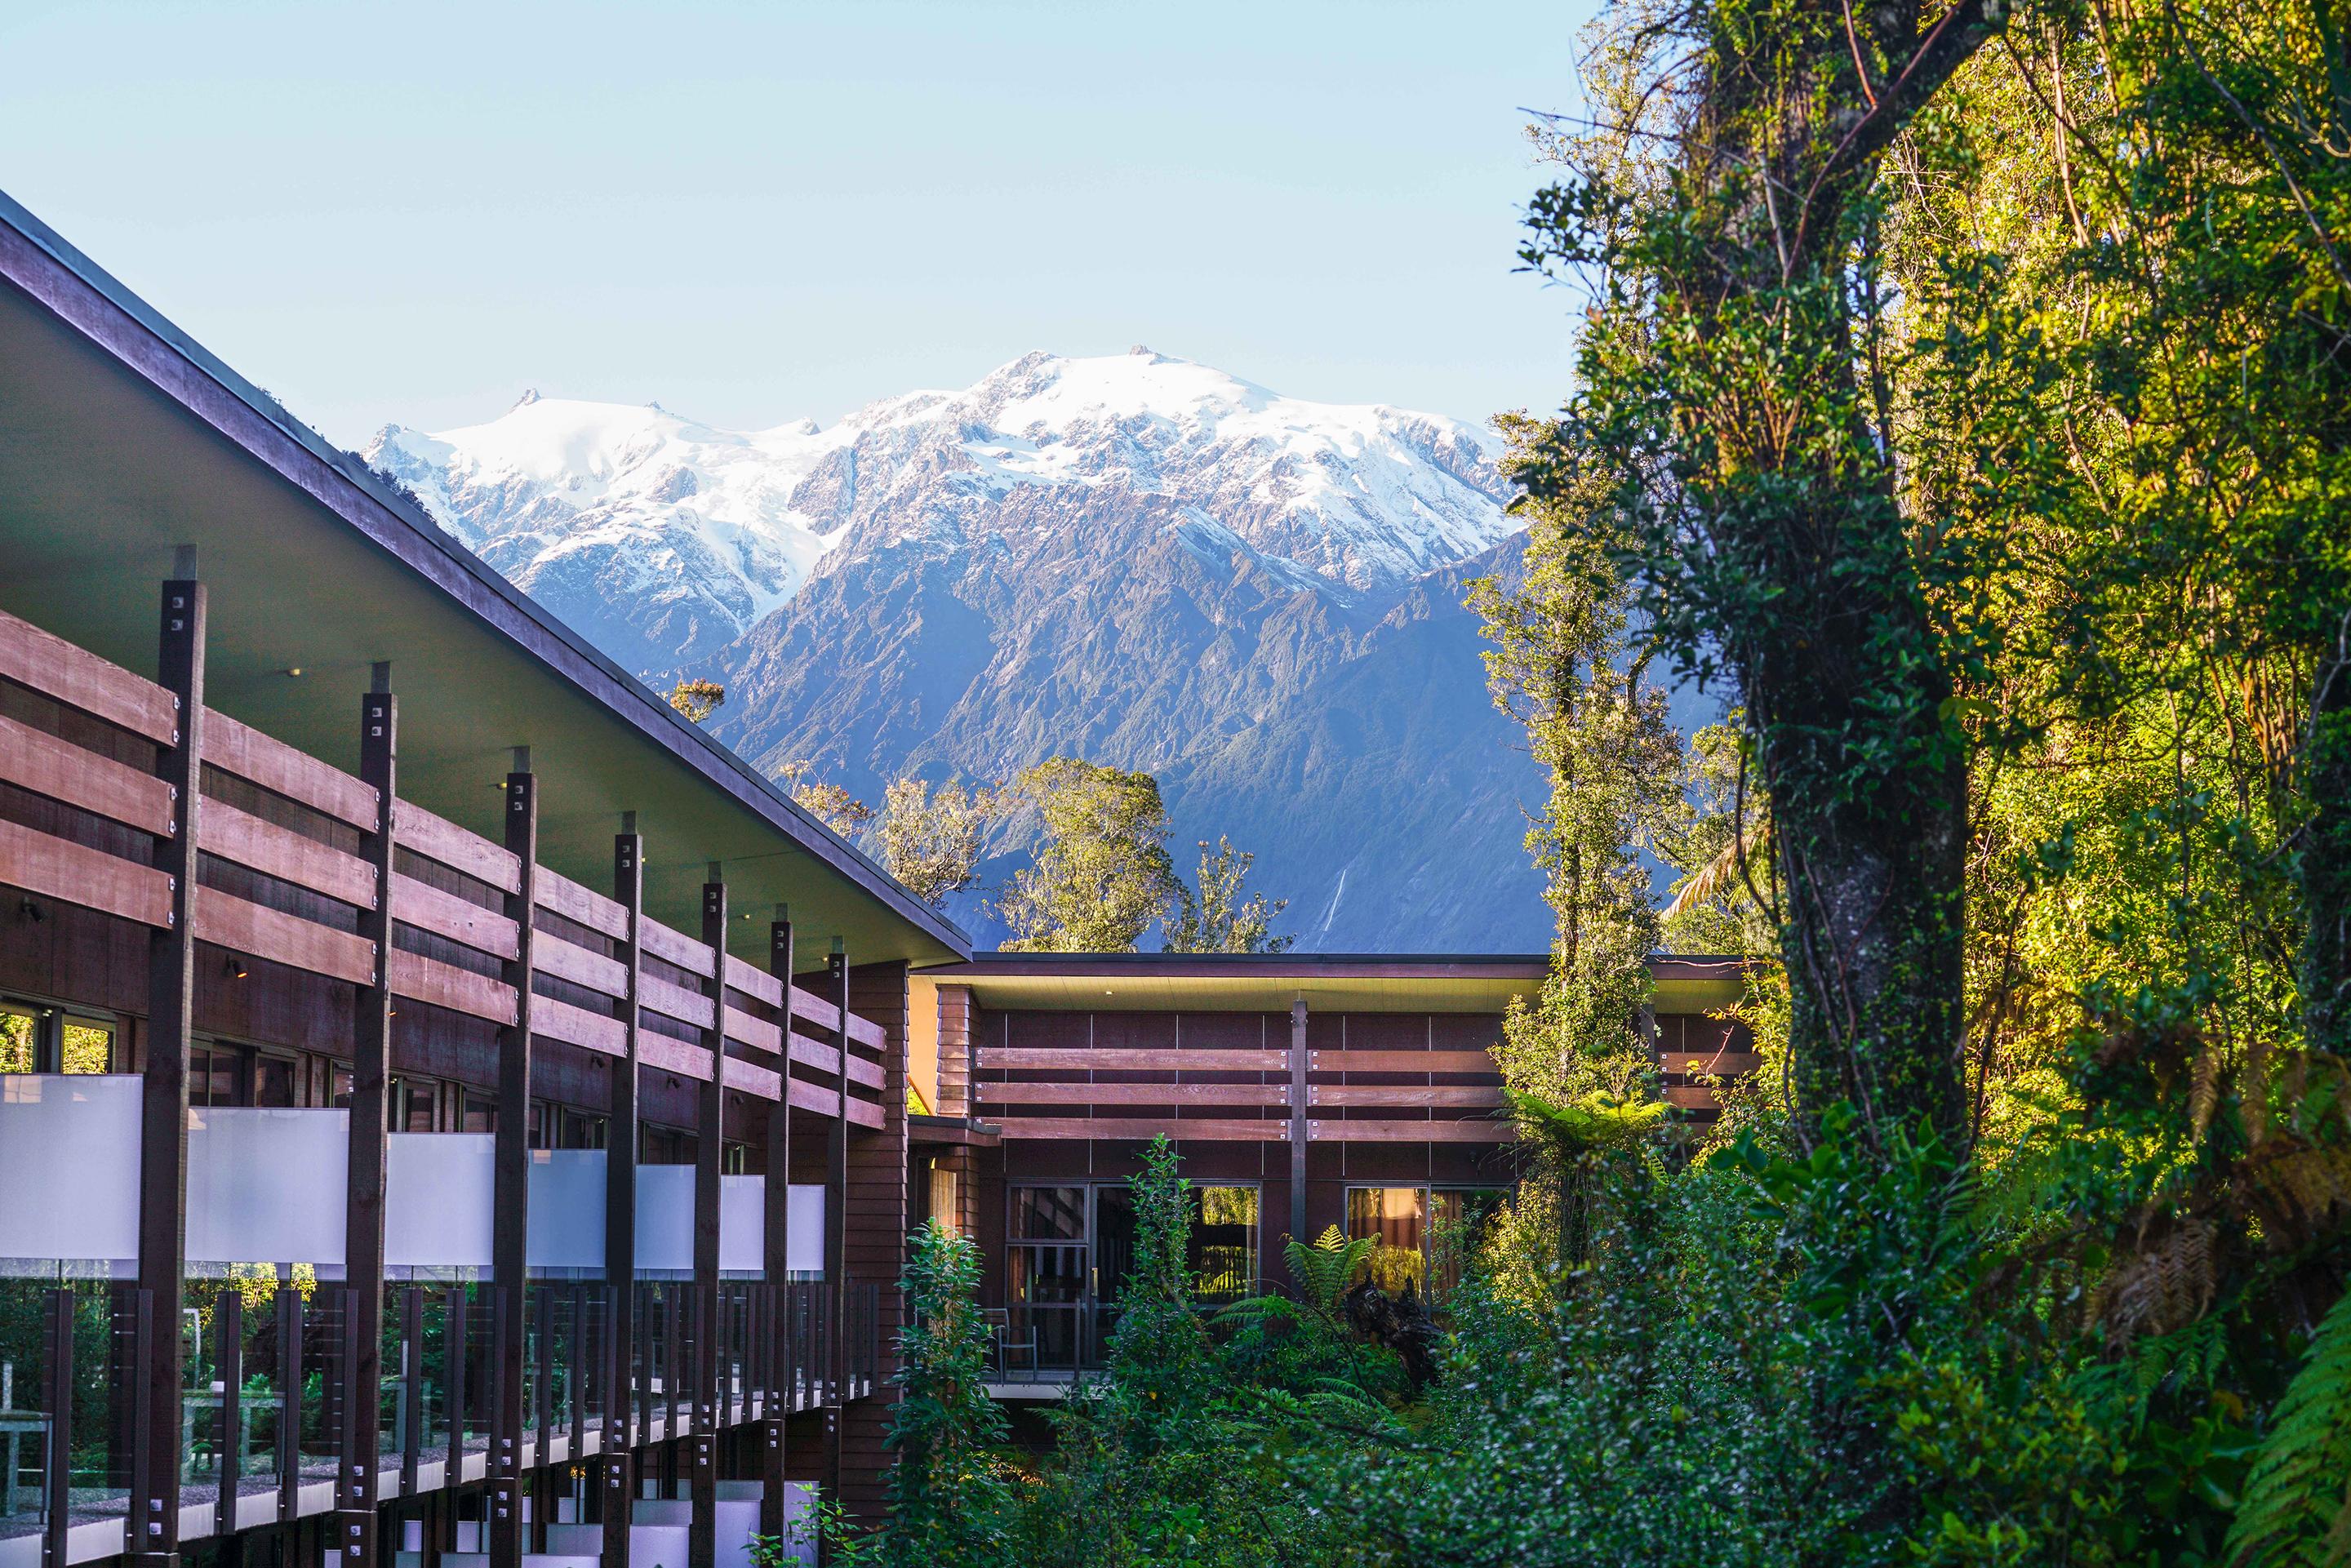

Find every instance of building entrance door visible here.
[1007,1184,1144,1372]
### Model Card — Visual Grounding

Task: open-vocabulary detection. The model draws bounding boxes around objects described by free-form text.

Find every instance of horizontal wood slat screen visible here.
[534,995,626,1056]
[389,948,519,1024]
[722,1055,782,1099]
[977,1081,1291,1106]
[639,1035,715,1083]
[789,985,838,1032]
[977,1047,1287,1072]
[0,607,178,743]
[0,817,173,926]
[535,866,629,940]
[843,1096,885,1130]
[787,1078,841,1118]
[0,712,175,834]
[638,917,714,978]
[533,931,629,998]
[1303,1117,1514,1142]
[1307,1085,1506,1108]
[389,873,519,960]
[786,1033,841,1077]
[198,797,377,908]
[995,1117,1291,1143]
[193,886,375,986]
[641,974,716,1031]
[202,708,378,830]
[722,1005,782,1055]
[723,953,784,1009]
[392,800,521,892]
[1302,1117,1514,1142]
[1303,1050,1500,1074]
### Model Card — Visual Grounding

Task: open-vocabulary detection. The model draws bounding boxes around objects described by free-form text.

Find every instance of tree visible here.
[994,758,1180,952]
[880,1221,1020,1566]
[1522,0,2007,1150]
[667,677,725,723]
[876,776,998,909]
[1163,837,1293,953]
[778,760,873,839]
[1469,415,1685,1284]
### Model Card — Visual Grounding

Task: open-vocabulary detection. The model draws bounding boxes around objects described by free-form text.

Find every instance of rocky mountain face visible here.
[367,349,1554,951]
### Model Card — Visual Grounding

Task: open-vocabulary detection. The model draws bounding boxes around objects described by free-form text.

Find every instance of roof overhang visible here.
[918,953,1757,1015]
[0,190,968,966]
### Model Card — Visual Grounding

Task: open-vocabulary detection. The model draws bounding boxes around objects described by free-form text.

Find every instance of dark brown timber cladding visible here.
[935,983,972,1115]
[841,960,910,1524]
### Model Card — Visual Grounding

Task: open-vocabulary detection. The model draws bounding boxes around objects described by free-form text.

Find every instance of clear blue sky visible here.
[1,1,1595,447]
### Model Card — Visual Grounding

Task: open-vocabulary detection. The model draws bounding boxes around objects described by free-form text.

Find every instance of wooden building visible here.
[905,954,1754,1384]
[0,190,966,1568]
[0,182,1762,1568]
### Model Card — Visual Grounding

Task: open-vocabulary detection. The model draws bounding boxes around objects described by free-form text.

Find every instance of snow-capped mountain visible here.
[368,349,1516,670]
[368,350,1551,950]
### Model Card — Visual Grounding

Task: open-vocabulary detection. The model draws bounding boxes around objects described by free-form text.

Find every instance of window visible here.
[1189,1185,1258,1298]
[190,1043,247,1107]
[1,1002,118,1074]
[1,1004,37,1073]
[252,1054,297,1108]
[60,1016,113,1073]
[390,1076,438,1132]
[1346,1186,1426,1290]
[1344,1186,1511,1295]
[458,1090,496,1135]
[1429,1188,1508,1295]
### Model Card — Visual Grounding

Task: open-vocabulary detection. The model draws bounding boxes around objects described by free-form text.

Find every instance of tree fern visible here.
[2227,1287,2351,1565]
[1285,1226,1374,1324]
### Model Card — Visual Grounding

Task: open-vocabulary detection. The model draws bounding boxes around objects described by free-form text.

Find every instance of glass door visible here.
[1007,1187,1088,1373]
[1089,1186,1140,1357]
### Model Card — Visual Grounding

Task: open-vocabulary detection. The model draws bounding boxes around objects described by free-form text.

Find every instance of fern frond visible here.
[2226,1287,2351,1566]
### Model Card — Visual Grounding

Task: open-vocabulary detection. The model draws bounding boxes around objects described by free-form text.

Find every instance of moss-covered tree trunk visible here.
[1624,0,2001,1150]
[2307,624,2351,1059]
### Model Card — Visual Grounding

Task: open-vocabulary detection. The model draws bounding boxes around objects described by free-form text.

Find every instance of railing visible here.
[0,600,882,1118]
[0,1273,885,1546]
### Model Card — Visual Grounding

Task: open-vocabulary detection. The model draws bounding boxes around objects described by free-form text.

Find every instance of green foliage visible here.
[997,757,1181,952]
[665,677,724,724]
[777,759,873,838]
[1163,836,1293,953]
[875,775,998,908]
[2228,1286,2351,1566]
[879,1221,1022,1566]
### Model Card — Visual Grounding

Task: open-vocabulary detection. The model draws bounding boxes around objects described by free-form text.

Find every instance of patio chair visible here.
[982,1308,1037,1379]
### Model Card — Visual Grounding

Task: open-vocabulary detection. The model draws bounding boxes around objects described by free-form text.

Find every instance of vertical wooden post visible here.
[603,816,643,1568]
[400,1288,423,1500]
[824,942,848,1506]
[343,664,396,1568]
[443,1288,466,1526]
[489,753,537,1568]
[759,910,793,1539]
[133,551,203,1568]
[1290,1000,1309,1246]
[275,1288,300,1530]
[690,870,727,1568]
[216,1296,243,1537]
[42,1289,71,1568]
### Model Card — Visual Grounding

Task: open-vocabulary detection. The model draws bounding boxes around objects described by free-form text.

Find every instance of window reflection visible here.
[1190,1185,1258,1299]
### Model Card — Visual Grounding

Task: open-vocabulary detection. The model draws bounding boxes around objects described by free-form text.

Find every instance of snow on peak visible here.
[364,352,1517,669]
